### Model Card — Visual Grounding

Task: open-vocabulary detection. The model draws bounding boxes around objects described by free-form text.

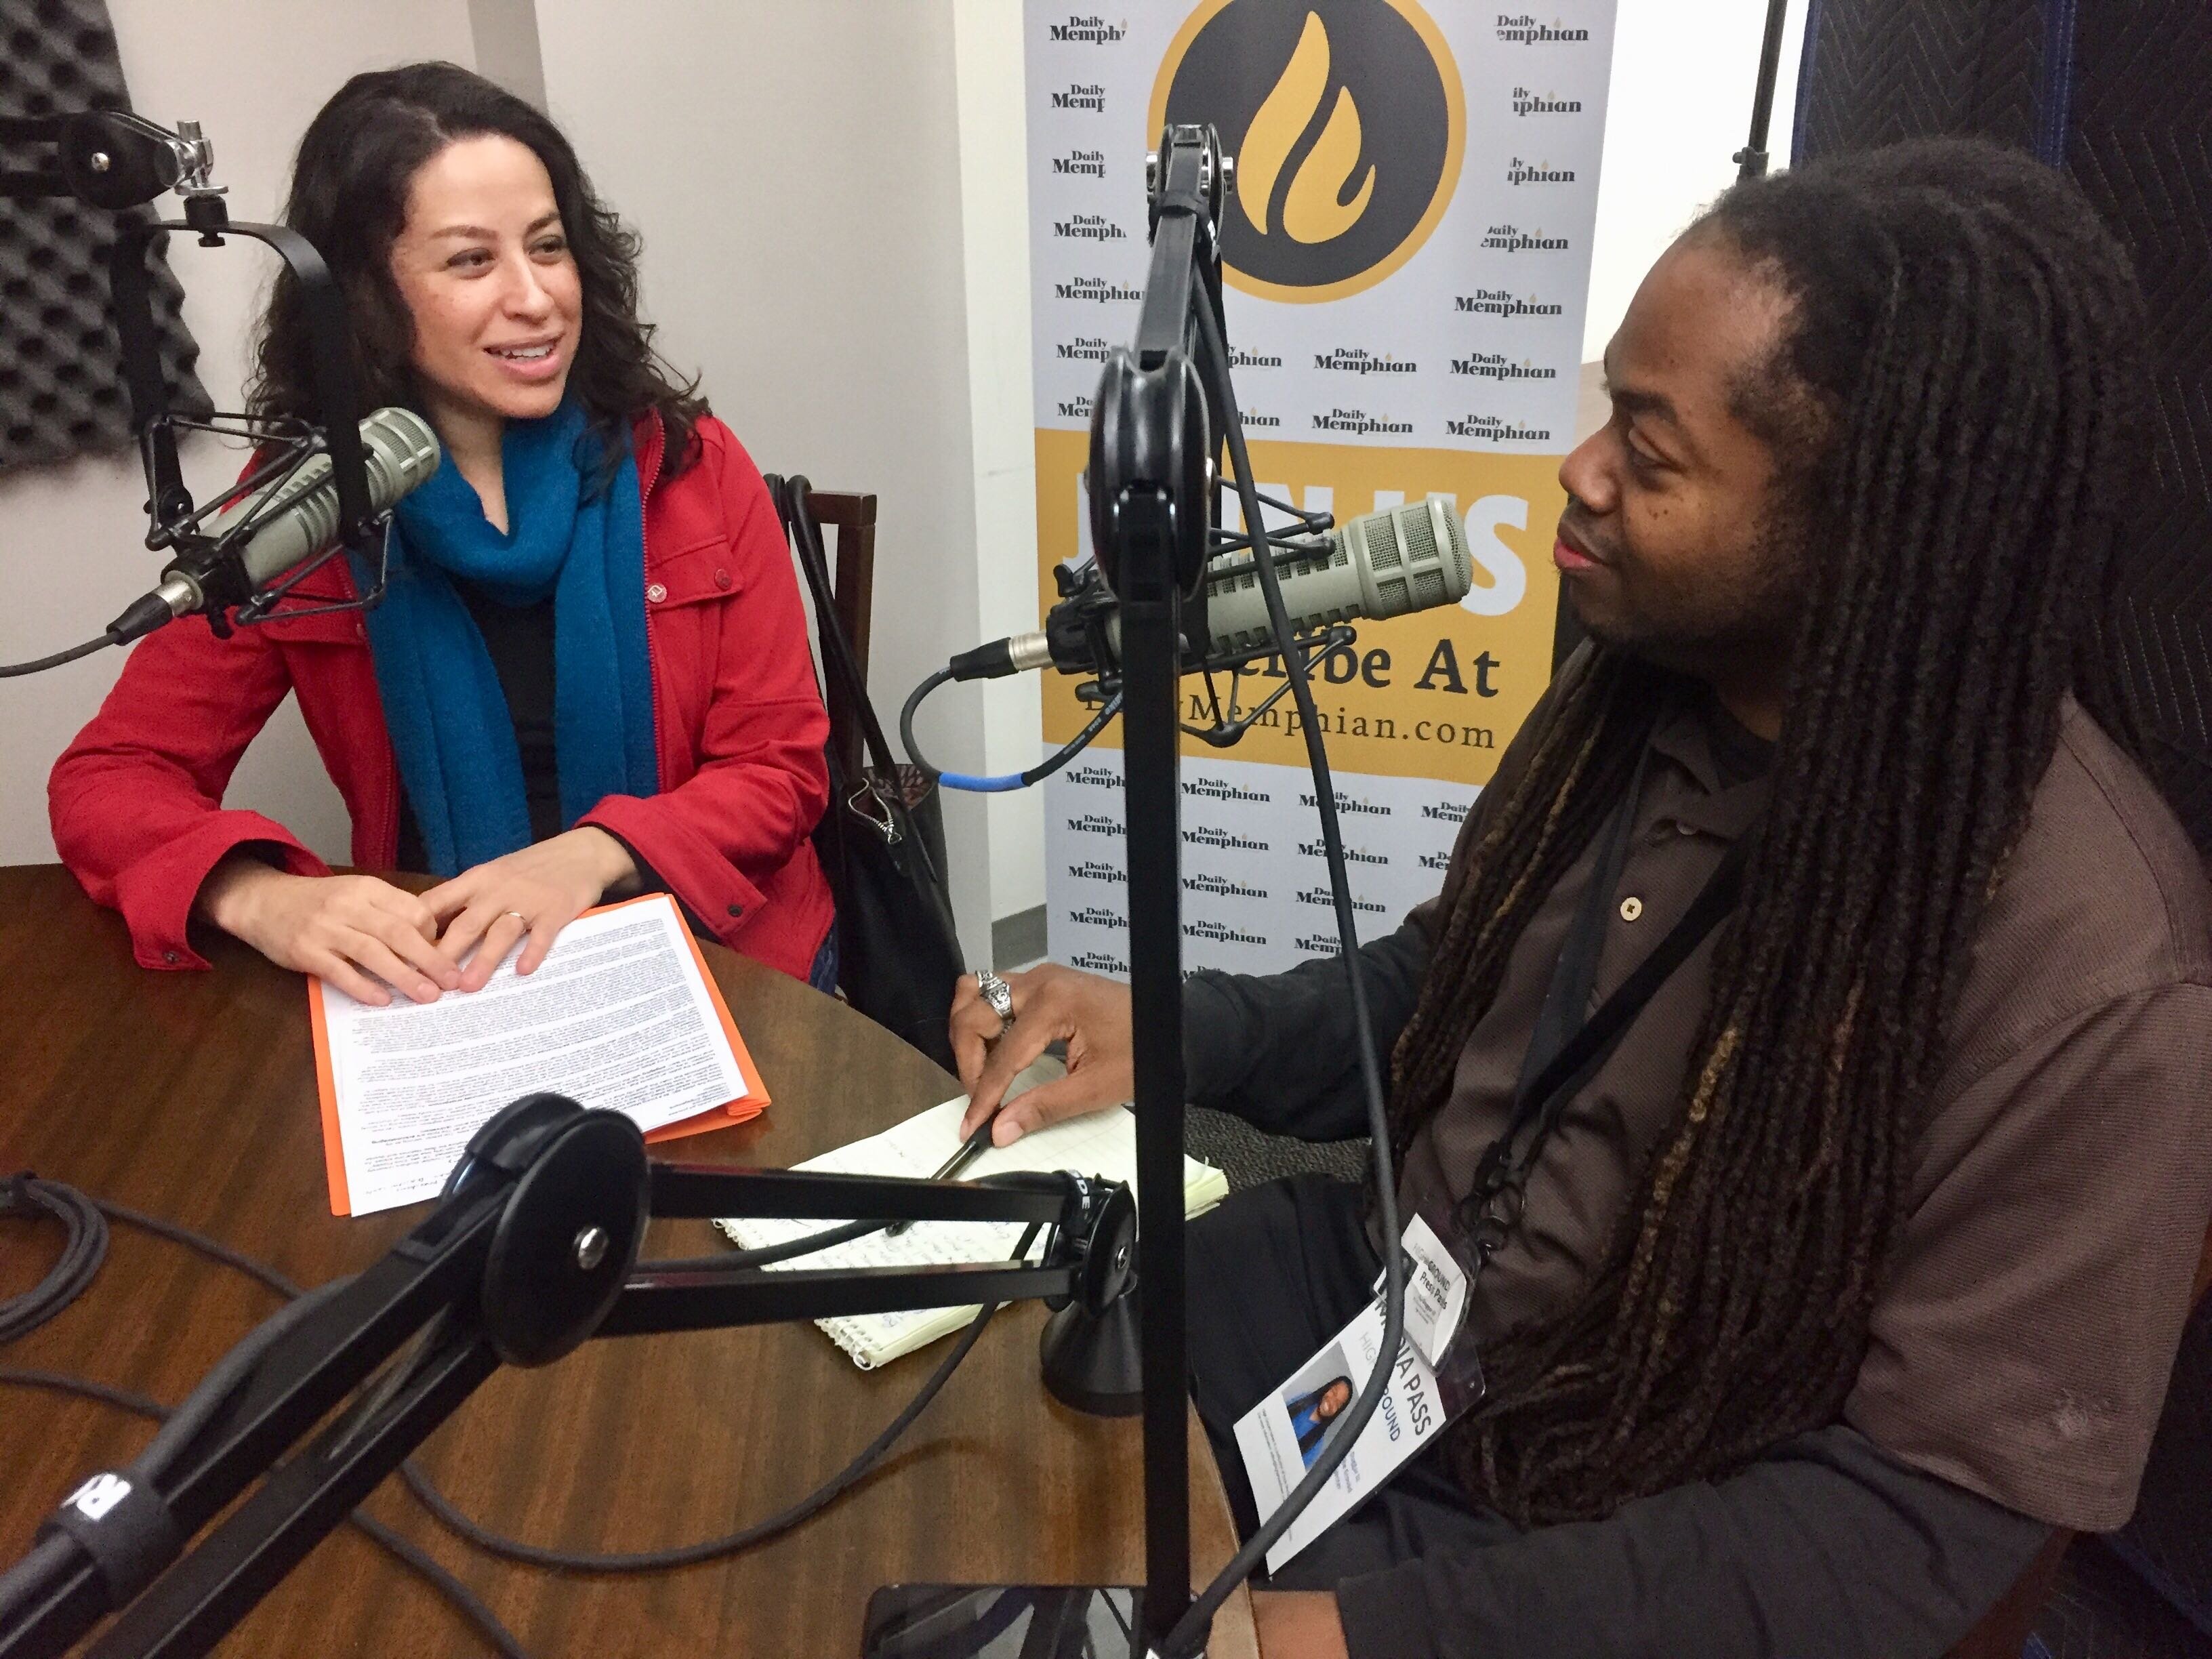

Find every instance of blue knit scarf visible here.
[356,401,657,878]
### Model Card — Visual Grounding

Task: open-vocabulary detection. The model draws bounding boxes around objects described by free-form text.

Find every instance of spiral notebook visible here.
[715,1096,1227,1368]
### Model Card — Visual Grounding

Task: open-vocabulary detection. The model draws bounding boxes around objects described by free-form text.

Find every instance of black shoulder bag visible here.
[766,474,964,1071]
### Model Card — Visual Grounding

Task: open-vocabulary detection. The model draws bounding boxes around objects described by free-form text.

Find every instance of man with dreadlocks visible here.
[951,139,2212,1658]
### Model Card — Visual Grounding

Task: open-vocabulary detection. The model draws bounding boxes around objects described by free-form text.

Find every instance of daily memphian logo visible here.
[1185,776,1273,803]
[1187,871,1269,899]
[1150,0,1465,302]
[1454,289,1563,318]
[1313,407,1412,435]
[1481,222,1569,252]
[1315,346,1418,375]
[1300,839,1388,864]
[1444,411,1553,442]
[1505,156,1575,185]
[1054,274,1142,302]
[1054,146,1109,177]
[1449,352,1557,380]
[1495,13,1591,43]
[1298,885,1387,913]
[1054,211,1130,240]
[1511,85,1581,115]
[1049,13,1130,41]
[1302,789,1390,815]
[1187,918,1268,945]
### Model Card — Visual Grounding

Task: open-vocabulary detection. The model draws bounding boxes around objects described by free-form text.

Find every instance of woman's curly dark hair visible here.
[248,61,705,480]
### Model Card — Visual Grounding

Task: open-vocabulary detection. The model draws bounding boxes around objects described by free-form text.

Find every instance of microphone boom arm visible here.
[0,1094,1134,1659]
[1,111,388,643]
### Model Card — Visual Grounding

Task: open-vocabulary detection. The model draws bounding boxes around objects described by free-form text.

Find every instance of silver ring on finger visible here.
[975,968,1015,1034]
[503,910,529,925]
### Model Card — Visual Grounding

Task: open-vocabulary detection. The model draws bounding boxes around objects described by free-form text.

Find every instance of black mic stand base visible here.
[861,1290,1181,1658]
[1040,1286,1145,1417]
[862,1585,1176,1659]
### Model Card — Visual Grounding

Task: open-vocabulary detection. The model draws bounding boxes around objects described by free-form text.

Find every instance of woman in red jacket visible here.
[49,63,834,1005]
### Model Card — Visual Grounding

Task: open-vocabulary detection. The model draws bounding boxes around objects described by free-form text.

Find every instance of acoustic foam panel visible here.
[0,0,208,469]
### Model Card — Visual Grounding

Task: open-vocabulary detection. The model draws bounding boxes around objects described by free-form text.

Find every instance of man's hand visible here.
[197,857,458,1007]
[1252,1591,1351,1658]
[952,963,1134,1145]
[423,827,638,990]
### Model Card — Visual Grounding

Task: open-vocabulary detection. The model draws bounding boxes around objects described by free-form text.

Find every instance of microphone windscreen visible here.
[1356,498,1472,620]
[221,407,441,585]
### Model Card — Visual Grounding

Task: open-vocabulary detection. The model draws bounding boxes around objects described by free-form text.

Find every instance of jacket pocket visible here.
[647,538,746,609]
[643,540,743,763]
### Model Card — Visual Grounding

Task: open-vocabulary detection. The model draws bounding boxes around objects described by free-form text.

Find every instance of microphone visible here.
[107,407,442,643]
[948,495,1474,682]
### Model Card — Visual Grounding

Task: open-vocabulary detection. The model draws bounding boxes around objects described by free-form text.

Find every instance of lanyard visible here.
[1454,746,1752,1265]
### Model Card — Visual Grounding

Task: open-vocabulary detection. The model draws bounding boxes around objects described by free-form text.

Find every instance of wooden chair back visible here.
[800,490,878,781]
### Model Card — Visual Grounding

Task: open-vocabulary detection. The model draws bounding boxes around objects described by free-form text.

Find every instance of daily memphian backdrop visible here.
[1026,1,1618,974]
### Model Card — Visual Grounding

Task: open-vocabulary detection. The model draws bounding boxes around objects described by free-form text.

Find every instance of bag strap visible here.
[767,474,904,782]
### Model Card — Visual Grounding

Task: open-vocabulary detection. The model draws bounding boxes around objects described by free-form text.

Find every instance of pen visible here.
[885,1113,996,1237]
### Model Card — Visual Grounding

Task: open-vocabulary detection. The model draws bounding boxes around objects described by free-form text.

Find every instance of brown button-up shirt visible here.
[1397,658,2212,1530]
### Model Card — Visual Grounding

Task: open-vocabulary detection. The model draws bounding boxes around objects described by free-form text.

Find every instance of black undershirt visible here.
[393,583,561,875]
[1701,685,1776,788]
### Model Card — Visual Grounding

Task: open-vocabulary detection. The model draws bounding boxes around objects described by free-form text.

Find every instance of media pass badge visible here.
[1150,0,1465,302]
[1233,1214,1483,1572]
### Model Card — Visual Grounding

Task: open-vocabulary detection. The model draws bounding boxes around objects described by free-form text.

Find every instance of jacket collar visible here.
[1646,688,1771,842]
[630,410,668,499]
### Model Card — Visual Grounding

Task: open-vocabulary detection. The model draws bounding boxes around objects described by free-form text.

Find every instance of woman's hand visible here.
[424,827,638,989]
[1251,1591,1351,1658]
[952,964,1134,1146]
[197,856,459,1007]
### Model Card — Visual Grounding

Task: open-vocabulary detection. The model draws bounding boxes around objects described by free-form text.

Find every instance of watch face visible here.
[862,1586,1143,1658]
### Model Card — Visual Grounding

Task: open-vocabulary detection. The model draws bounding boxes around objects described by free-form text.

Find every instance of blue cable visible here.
[903,664,1122,794]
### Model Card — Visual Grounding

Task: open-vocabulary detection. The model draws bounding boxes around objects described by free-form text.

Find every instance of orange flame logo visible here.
[1240,13,1374,245]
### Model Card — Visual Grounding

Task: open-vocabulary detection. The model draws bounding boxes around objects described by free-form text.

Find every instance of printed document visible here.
[309,893,765,1216]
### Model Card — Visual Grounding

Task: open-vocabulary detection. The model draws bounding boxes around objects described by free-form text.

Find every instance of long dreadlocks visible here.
[1387,138,2149,1526]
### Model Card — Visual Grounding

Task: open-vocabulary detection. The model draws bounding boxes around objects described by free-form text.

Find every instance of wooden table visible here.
[0,865,1256,1658]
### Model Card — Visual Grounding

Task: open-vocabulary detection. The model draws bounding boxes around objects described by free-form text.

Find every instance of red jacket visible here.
[50,413,834,980]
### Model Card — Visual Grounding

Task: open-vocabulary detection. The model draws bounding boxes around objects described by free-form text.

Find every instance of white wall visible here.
[534,0,1022,961]
[1582,0,1806,363]
[953,0,1046,930]
[2,0,1809,943]
[1,0,478,867]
